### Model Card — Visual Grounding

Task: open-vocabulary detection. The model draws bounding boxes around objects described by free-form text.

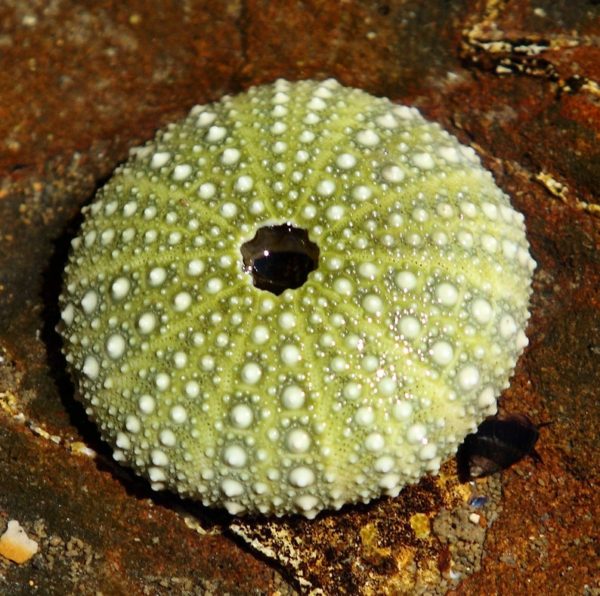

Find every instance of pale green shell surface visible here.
[59,79,535,518]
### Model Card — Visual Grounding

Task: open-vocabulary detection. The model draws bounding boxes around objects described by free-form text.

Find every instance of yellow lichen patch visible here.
[68,441,97,458]
[409,512,431,540]
[0,390,20,418]
[360,522,393,566]
[436,463,472,504]
[415,558,443,591]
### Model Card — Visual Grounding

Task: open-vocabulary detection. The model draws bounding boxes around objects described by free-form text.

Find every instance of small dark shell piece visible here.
[456,414,546,482]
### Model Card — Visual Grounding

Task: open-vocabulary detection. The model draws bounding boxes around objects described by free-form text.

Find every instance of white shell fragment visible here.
[0,520,39,564]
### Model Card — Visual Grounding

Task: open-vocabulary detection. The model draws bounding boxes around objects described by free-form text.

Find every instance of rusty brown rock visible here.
[1,0,598,594]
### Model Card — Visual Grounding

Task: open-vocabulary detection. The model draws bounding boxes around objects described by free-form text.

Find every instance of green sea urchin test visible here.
[59,79,535,518]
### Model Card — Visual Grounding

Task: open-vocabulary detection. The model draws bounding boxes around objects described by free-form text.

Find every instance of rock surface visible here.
[1,0,598,594]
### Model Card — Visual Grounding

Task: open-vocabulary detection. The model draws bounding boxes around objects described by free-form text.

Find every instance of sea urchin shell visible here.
[59,79,536,518]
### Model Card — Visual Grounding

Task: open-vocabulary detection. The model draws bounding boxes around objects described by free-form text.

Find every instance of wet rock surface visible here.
[1,0,598,593]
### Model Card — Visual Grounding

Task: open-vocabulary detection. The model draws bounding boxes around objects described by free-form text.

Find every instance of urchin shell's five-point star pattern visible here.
[59,79,535,518]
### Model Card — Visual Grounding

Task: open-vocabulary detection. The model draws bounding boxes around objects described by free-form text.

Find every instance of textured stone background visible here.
[0,0,598,594]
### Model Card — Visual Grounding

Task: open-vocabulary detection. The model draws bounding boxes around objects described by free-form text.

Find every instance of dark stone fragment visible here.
[457,414,545,482]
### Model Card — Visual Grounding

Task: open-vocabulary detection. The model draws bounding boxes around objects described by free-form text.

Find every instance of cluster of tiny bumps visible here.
[60,79,535,518]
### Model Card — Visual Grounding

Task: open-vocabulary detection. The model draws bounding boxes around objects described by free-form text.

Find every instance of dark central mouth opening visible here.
[241,224,320,295]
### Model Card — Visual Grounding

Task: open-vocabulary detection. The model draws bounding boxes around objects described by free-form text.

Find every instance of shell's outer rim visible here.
[59,78,535,517]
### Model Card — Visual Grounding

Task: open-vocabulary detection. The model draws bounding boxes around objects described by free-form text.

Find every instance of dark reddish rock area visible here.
[1,1,598,594]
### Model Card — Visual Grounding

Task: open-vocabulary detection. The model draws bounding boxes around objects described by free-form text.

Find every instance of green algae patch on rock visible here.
[58,79,535,518]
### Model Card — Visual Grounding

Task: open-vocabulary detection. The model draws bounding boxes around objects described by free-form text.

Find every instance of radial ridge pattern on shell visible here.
[59,79,535,518]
